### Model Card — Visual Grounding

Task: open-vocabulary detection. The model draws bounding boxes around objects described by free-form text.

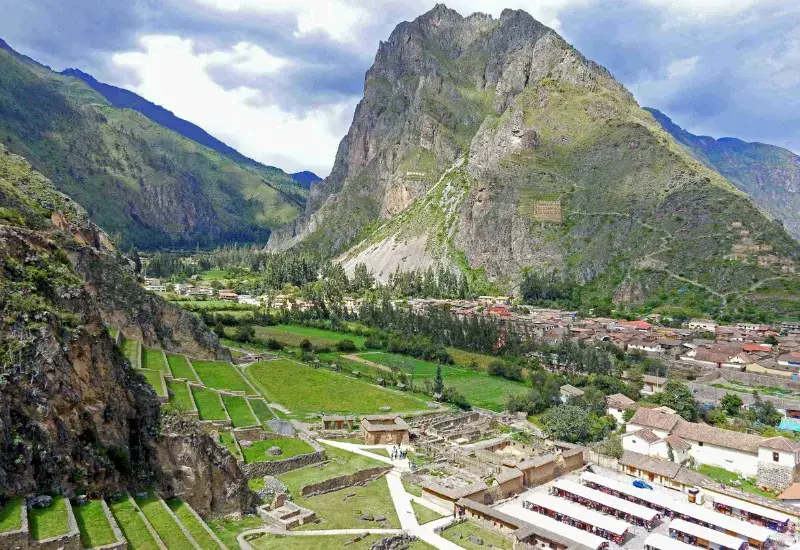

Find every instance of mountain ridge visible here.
[268,4,798,318]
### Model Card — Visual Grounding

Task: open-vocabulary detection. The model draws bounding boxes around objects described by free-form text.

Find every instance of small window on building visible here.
[773,452,779,462]
[698,442,703,447]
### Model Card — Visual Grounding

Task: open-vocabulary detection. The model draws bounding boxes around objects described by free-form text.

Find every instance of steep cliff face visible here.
[269,4,798,315]
[0,145,246,510]
[646,108,800,241]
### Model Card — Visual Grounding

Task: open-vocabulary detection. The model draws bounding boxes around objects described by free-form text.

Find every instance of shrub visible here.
[335,339,357,352]
[265,338,284,351]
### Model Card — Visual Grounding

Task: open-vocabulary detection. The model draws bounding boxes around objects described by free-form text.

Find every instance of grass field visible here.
[166,498,221,550]
[219,431,242,460]
[356,352,446,376]
[250,533,384,549]
[208,516,264,550]
[142,348,168,372]
[448,348,497,370]
[120,337,140,368]
[73,500,116,548]
[139,368,165,397]
[222,395,258,427]
[108,327,119,340]
[192,361,256,395]
[0,497,22,532]
[442,520,514,549]
[249,399,275,425]
[166,354,198,382]
[108,496,160,550]
[134,492,194,549]
[167,380,195,411]
[247,359,427,415]
[252,324,366,348]
[28,495,68,540]
[294,477,399,530]
[278,444,385,493]
[697,465,778,498]
[411,501,444,525]
[242,438,314,464]
[192,388,228,421]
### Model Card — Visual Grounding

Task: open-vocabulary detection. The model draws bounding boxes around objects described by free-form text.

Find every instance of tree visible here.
[749,400,782,426]
[541,405,590,443]
[299,339,313,353]
[234,325,255,343]
[720,393,743,416]
[764,334,778,345]
[434,365,444,395]
[335,339,357,352]
[212,322,226,338]
[654,380,698,421]
[130,246,142,275]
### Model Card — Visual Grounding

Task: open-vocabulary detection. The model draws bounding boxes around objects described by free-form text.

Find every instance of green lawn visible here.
[278,444,385,494]
[250,533,385,549]
[448,348,497,370]
[167,380,196,412]
[28,495,68,541]
[242,438,314,464]
[403,481,423,498]
[166,354,198,382]
[192,361,256,395]
[142,348,169,372]
[412,501,444,525]
[208,516,265,550]
[249,399,275,425]
[696,465,778,498]
[219,431,242,460]
[357,352,445,376]
[442,520,514,549]
[108,496,160,550]
[222,395,258,427]
[120,337,140,368]
[247,359,427,415]
[252,325,366,348]
[192,388,228,421]
[0,497,22,532]
[166,498,221,550]
[294,477,399,530]
[139,368,165,397]
[73,500,117,548]
[134,492,194,549]
[108,327,119,340]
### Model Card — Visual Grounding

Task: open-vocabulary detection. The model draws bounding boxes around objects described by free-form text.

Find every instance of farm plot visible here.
[192,361,256,395]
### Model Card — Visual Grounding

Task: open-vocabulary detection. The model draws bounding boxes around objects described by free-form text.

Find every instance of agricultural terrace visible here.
[142,348,168,372]
[73,501,116,548]
[219,431,242,460]
[0,497,22,532]
[107,497,160,549]
[242,438,314,464]
[246,359,428,415]
[139,369,165,397]
[166,381,195,412]
[222,395,258,427]
[166,354,198,382]
[28,495,68,541]
[277,443,384,491]
[134,492,194,549]
[166,498,222,549]
[251,324,366,348]
[249,399,275,425]
[192,360,256,395]
[192,388,227,421]
[119,337,139,367]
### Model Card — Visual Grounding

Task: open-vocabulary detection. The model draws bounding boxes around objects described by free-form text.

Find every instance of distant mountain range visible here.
[291,171,323,189]
[646,108,800,241]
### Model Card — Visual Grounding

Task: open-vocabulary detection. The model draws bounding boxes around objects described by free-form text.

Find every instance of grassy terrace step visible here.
[167,354,199,382]
[0,497,22,532]
[222,395,258,427]
[142,348,169,372]
[242,438,314,464]
[249,399,275,426]
[168,380,196,412]
[219,431,242,460]
[73,500,116,548]
[192,361,256,395]
[29,495,68,541]
[192,388,228,421]
[108,496,161,550]
[247,359,427,415]
[140,368,166,397]
[166,498,223,550]
[120,337,140,368]
[134,492,195,549]
[252,324,367,348]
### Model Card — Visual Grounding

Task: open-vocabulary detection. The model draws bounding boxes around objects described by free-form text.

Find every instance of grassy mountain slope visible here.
[646,108,800,241]
[270,5,799,319]
[0,40,303,249]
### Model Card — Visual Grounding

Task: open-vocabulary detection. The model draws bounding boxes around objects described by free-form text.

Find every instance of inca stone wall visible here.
[757,462,799,491]
[242,451,326,478]
[300,465,393,497]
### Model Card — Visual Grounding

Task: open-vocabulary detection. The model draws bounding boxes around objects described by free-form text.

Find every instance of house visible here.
[778,353,800,368]
[746,359,798,378]
[737,322,769,332]
[487,305,512,318]
[238,295,261,306]
[628,341,663,355]
[143,282,166,292]
[624,408,800,489]
[689,319,718,332]
[322,415,355,431]
[641,375,668,395]
[218,290,238,301]
[606,393,637,423]
[743,343,772,354]
[559,384,584,403]
[619,451,708,492]
[360,414,409,445]
[619,320,653,332]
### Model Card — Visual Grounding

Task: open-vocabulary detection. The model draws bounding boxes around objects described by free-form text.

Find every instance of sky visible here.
[0,0,797,177]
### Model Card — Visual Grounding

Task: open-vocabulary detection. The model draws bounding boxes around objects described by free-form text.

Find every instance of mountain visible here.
[646,108,800,241]
[0,142,251,512]
[268,4,799,318]
[0,39,304,249]
[291,170,323,189]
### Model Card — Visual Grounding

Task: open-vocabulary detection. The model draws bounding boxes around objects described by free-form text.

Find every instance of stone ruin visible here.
[413,411,498,444]
[257,493,316,529]
[266,418,296,436]
[266,446,283,456]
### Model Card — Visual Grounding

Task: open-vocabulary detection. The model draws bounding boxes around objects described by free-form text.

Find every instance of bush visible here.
[234,325,255,343]
[336,339,357,352]
[299,339,313,352]
[266,338,284,351]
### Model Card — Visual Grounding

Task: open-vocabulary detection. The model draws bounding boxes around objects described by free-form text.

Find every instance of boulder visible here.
[239,440,253,448]
[468,535,484,545]
[28,496,52,509]
[266,446,283,456]
[359,513,374,521]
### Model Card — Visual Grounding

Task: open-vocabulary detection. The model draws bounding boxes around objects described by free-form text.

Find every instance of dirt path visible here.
[342,353,393,373]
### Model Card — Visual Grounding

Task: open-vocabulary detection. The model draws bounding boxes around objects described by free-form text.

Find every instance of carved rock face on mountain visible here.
[269,4,798,313]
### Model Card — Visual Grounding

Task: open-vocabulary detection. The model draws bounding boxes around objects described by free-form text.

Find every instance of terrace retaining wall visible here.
[242,451,326,478]
[31,498,81,550]
[300,465,393,497]
[92,499,126,550]
[0,500,29,550]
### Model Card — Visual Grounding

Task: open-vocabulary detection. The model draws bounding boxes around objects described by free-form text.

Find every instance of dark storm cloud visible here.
[557,0,800,152]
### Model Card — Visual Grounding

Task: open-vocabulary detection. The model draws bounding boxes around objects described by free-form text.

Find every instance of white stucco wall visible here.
[757,448,798,467]
[686,441,759,477]
[626,423,670,438]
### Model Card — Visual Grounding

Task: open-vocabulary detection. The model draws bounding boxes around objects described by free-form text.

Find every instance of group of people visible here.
[390,446,407,460]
